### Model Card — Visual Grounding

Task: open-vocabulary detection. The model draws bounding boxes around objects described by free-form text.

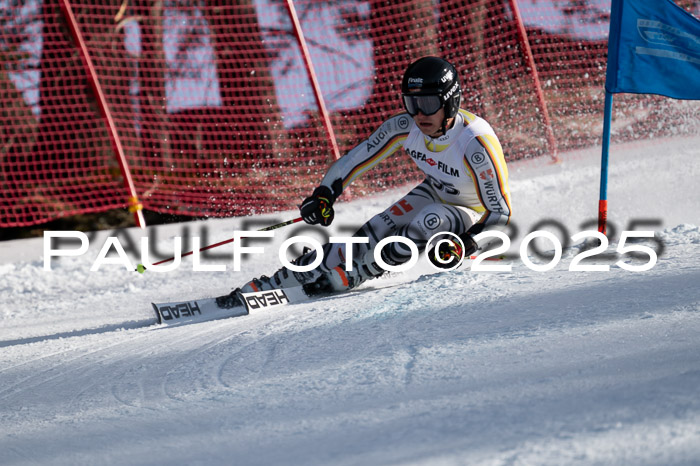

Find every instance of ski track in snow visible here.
[1,137,699,465]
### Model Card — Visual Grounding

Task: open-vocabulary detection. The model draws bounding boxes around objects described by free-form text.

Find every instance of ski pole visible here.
[467,255,506,261]
[136,217,303,273]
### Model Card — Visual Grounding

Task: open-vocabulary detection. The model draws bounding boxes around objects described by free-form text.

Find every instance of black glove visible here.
[300,185,336,226]
[427,233,478,269]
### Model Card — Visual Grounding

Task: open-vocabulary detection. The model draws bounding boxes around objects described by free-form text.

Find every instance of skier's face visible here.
[411,106,446,137]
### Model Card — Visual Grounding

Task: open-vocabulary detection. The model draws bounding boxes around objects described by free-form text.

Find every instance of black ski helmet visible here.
[401,56,461,121]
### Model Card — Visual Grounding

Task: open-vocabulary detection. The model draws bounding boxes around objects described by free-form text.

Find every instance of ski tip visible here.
[136,264,147,274]
[151,303,162,324]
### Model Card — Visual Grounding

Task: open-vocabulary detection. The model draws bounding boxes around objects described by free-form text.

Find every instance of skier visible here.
[218,56,512,308]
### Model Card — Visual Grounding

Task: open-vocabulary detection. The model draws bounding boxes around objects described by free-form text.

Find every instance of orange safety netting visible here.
[1,0,698,227]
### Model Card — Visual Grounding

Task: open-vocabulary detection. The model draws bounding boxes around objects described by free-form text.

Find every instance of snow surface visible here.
[1,136,699,466]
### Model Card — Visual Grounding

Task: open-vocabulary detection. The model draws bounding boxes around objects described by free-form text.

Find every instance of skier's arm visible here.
[298,114,411,226]
[317,113,412,199]
[461,134,512,237]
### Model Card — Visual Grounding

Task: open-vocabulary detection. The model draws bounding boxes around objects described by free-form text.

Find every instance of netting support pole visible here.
[508,0,559,162]
[284,0,342,163]
[59,0,146,228]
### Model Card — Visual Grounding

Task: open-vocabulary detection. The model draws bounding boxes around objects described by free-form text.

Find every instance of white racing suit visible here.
[240,109,512,294]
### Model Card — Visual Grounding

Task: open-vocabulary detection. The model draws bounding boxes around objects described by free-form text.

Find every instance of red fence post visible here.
[283,0,342,163]
[58,0,146,227]
[508,0,559,162]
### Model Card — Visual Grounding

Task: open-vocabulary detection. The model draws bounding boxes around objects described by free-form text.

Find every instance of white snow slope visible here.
[1,137,699,466]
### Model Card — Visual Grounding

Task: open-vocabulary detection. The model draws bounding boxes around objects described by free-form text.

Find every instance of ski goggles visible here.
[402,94,443,116]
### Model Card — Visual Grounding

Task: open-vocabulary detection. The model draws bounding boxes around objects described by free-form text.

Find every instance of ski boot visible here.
[325,256,386,292]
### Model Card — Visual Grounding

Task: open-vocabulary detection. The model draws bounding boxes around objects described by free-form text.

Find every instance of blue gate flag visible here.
[606,0,700,100]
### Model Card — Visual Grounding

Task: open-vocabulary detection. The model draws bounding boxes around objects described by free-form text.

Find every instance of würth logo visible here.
[479,169,495,180]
